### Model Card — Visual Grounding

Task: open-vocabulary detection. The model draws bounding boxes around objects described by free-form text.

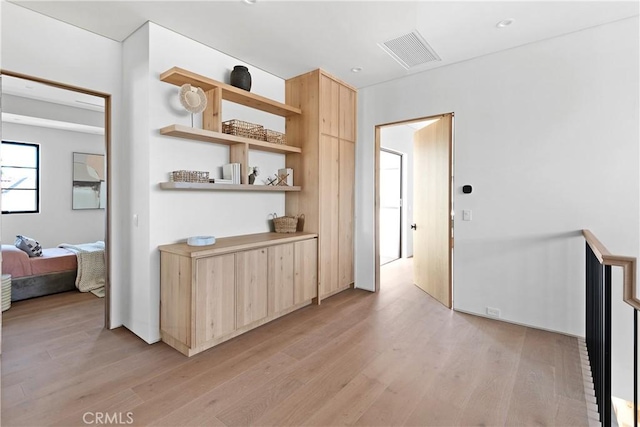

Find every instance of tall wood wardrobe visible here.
[285,70,356,302]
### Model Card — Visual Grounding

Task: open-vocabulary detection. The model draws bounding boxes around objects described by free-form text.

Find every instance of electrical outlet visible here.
[486,307,501,318]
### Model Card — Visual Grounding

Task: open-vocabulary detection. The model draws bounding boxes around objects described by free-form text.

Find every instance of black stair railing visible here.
[583,229,638,426]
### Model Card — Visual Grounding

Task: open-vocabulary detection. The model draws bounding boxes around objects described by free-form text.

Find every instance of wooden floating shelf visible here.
[160,67,302,117]
[160,125,302,154]
[160,182,301,192]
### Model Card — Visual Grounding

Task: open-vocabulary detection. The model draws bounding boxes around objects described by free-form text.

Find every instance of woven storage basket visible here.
[170,170,209,183]
[263,129,286,145]
[222,119,264,140]
[273,215,298,233]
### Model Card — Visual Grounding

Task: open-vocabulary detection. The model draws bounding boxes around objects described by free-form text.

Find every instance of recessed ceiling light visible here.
[243,0,257,4]
[496,19,514,28]
[351,67,363,73]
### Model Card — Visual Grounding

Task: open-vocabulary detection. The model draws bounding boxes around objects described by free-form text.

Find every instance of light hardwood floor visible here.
[2,259,593,426]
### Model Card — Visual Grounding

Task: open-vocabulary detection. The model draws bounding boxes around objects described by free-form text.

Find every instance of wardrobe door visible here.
[338,139,355,288]
[339,85,356,142]
[318,134,340,297]
[320,74,340,138]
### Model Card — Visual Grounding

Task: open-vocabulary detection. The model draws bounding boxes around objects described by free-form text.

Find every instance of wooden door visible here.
[195,254,236,345]
[338,139,355,287]
[268,243,294,315]
[236,248,268,328]
[319,134,340,297]
[294,239,318,304]
[412,114,452,308]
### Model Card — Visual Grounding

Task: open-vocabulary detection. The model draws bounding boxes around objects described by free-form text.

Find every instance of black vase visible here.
[230,65,252,92]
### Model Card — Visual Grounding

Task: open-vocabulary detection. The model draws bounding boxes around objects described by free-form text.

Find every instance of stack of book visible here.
[222,163,241,184]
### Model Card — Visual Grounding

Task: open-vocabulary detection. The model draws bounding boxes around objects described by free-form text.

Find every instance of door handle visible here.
[411,224,417,230]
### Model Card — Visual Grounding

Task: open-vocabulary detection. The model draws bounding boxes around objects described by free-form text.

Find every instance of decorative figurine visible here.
[248,166,260,185]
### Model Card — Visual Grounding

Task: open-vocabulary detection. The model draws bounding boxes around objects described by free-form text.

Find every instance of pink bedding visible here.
[1,245,77,278]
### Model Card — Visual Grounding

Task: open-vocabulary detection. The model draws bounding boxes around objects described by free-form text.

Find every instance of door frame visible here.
[374,113,455,294]
[0,69,113,327]
[379,147,403,264]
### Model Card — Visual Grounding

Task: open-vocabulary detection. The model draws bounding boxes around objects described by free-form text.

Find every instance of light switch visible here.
[462,210,472,221]
[133,214,139,227]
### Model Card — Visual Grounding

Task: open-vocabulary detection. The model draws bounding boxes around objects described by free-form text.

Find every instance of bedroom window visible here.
[1,141,40,214]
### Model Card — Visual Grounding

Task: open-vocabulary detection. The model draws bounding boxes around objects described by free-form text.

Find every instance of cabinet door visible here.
[294,239,318,304]
[320,74,340,137]
[236,248,268,328]
[195,254,236,346]
[319,134,340,297]
[268,243,294,315]
[339,139,355,287]
[339,85,356,142]
[161,252,193,347]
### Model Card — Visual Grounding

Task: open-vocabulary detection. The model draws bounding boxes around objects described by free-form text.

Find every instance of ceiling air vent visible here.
[379,30,441,70]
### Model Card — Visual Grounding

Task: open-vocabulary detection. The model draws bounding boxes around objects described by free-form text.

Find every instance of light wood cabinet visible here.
[267,240,318,315]
[338,139,355,286]
[286,70,356,301]
[159,232,317,356]
[294,239,318,304]
[194,254,236,346]
[320,74,340,137]
[268,243,294,315]
[236,248,268,328]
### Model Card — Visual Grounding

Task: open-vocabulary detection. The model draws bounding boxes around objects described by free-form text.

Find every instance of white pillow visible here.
[15,235,43,257]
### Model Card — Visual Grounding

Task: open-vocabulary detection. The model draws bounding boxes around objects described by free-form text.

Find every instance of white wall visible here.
[380,125,414,259]
[1,1,125,327]
[122,22,288,343]
[357,18,639,399]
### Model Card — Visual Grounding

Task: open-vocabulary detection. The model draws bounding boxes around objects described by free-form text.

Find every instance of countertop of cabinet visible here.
[158,232,318,258]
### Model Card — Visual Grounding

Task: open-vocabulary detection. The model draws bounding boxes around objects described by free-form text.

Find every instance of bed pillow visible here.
[15,235,43,257]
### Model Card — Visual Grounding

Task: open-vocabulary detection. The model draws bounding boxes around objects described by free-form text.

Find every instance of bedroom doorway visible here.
[0,71,112,327]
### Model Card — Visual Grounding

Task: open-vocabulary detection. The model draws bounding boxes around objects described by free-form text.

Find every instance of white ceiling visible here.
[2,75,105,111]
[8,1,640,88]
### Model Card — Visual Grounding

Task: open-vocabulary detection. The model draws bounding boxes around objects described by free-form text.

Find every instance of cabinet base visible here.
[161,299,313,356]
[318,283,354,304]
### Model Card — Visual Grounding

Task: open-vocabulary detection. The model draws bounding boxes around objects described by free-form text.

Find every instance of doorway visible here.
[374,113,454,308]
[379,148,403,265]
[0,70,112,326]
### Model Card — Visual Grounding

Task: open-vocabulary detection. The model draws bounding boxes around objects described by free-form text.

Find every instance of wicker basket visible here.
[273,215,298,233]
[222,119,264,140]
[263,129,286,145]
[170,170,209,183]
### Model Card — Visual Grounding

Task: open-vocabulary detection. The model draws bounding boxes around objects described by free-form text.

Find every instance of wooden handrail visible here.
[583,229,640,311]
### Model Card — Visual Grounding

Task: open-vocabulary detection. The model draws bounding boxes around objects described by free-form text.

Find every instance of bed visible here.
[2,245,78,301]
